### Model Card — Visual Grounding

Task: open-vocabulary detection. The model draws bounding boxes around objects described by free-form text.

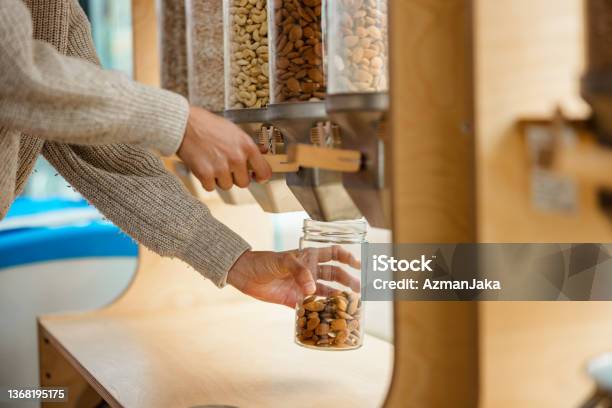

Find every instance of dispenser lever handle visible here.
[262,154,300,173]
[287,144,362,172]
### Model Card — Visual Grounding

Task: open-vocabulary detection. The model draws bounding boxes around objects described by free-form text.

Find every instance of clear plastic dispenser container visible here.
[186,0,225,112]
[326,0,388,94]
[295,219,366,350]
[158,0,189,97]
[269,0,326,103]
[224,0,270,109]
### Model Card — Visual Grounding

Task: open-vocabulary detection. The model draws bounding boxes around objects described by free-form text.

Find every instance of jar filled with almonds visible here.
[327,0,388,94]
[268,0,327,103]
[295,219,366,350]
[224,0,270,109]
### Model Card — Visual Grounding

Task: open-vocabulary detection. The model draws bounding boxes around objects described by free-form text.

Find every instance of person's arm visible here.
[43,141,346,298]
[0,0,186,156]
[43,141,251,287]
[8,0,327,300]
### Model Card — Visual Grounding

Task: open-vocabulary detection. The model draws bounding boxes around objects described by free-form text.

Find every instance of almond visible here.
[335,329,350,345]
[306,316,320,331]
[288,25,303,42]
[347,298,359,315]
[315,323,330,336]
[316,337,330,345]
[336,310,353,320]
[335,297,348,312]
[303,300,324,312]
[331,318,348,331]
[307,68,324,83]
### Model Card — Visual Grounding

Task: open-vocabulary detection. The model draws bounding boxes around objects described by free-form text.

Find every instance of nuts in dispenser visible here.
[270,0,326,103]
[159,0,189,97]
[226,0,270,109]
[296,292,363,349]
[328,0,388,93]
[186,0,225,111]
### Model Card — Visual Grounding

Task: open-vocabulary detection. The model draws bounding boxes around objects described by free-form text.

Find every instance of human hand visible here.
[177,106,272,191]
[227,246,362,307]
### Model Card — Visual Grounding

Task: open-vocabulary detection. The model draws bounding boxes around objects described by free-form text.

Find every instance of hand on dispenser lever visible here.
[177,106,272,191]
[227,246,362,308]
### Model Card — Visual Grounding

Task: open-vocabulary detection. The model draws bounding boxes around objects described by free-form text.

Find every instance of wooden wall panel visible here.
[476,0,598,243]
[476,1,612,406]
[386,1,478,407]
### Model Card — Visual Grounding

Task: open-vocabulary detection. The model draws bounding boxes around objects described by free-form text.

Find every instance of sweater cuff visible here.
[181,211,252,288]
[127,84,190,156]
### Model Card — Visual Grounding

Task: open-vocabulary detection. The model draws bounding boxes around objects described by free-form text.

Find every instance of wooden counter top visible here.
[40,301,392,408]
[38,250,393,408]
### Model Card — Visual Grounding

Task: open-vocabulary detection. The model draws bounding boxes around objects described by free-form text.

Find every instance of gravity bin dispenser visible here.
[266,0,366,222]
[223,0,390,227]
[268,0,390,226]
[223,0,301,213]
[325,0,390,228]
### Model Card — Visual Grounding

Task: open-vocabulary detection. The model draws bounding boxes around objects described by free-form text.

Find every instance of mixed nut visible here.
[271,0,326,103]
[328,0,388,93]
[295,291,363,349]
[227,0,270,109]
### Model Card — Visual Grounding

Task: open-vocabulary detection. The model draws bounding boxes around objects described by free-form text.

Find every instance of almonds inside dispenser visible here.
[269,0,326,103]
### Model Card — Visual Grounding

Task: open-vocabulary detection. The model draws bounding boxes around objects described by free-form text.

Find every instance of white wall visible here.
[0,258,136,408]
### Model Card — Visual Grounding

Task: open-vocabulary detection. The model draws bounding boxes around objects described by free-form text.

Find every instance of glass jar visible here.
[224,0,270,109]
[268,0,327,103]
[326,0,388,94]
[186,0,225,111]
[295,218,366,350]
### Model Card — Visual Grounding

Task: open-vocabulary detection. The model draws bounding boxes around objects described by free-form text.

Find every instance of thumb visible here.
[287,255,316,295]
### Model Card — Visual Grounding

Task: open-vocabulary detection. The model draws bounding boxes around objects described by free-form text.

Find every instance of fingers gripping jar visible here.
[295,219,366,350]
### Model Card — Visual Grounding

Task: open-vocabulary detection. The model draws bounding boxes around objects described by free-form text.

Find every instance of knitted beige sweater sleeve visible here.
[0,0,186,156]
[0,0,251,287]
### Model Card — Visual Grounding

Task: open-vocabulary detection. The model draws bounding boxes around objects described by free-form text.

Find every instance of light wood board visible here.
[476,0,612,407]
[40,298,392,408]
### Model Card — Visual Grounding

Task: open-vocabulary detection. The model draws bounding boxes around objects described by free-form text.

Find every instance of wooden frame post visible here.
[384,1,479,406]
